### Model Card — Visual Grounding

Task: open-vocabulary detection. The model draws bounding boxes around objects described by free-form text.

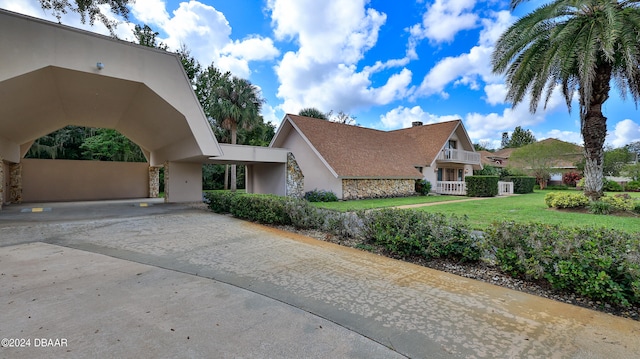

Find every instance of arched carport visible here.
[0,9,227,207]
[0,9,298,210]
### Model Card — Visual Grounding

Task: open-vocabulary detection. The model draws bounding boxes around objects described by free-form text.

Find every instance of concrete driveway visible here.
[1,200,640,358]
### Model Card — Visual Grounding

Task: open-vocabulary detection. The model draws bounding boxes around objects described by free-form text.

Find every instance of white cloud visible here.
[416,45,494,98]
[409,0,478,44]
[484,83,507,105]
[130,0,169,26]
[379,106,461,129]
[607,119,640,147]
[478,10,514,47]
[269,0,414,114]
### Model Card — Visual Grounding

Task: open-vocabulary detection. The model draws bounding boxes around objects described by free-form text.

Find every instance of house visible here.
[269,115,482,199]
[479,138,583,185]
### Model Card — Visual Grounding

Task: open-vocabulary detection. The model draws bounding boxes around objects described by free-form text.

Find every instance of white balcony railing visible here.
[437,149,481,164]
[436,181,467,195]
[498,181,514,196]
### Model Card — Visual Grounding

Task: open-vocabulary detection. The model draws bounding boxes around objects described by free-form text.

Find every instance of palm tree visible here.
[492,0,640,200]
[207,72,264,191]
[298,107,328,120]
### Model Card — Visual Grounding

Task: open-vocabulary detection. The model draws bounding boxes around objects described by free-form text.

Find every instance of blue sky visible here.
[2,0,639,149]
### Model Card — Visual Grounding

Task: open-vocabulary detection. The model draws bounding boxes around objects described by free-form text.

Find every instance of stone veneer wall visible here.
[286,152,304,198]
[9,162,22,204]
[163,161,169,203]
[149,166,160,198]
[342,179,415,200]
[0,157,4,210]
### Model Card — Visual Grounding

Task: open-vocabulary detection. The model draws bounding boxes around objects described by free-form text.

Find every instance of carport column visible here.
[0,156,4,210]
[164,161,170,203]
[149,166,160,198]
[286,152,304,198]
[9,162,22,204]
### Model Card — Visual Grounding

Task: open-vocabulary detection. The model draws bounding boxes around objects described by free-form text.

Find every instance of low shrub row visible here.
[304,189,338,202]
[545,192,640,215]
[544,192,589,209]
[506,176,536,194]
[485,222,640,307]
[204,192,640,307]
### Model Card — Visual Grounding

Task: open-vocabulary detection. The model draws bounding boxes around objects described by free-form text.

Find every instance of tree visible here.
[133,24,167,50]
[473,141,493,152]
[298,107,328,120]
[492,0,640,200]
[327,110,357,125]
[509,140,582,189]
[503,126,536,148]
[603,146,635,176]
[197,65,264,191]
[80,128,146,162]
[39,0,131,35]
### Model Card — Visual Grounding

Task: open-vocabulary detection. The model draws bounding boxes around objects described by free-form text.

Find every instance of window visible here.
[437,168,443,181]
[458,169,463,181]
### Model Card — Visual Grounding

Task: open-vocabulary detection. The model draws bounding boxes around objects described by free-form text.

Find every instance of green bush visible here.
[465,176,499,197]
[544,192,589,209]
[484,222,640,307]
[230,194,292,225]
[544,185,570,190]
[625,180,640,192]
[601,195,636,212]
[204,191,240,213]
[505,176,536,194]
[589,200,612,215]
[634,202,640,214]
[363,209,480,261]
[415,179,432,196]
[604,179,624,192]
[304,189,338,202]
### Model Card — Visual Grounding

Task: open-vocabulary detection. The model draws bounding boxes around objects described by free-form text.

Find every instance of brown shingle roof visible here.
[284,114,463,178]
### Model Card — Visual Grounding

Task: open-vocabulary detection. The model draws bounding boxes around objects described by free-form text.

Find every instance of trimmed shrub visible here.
[601,195,636,212]
[604,179,624,192]
[204,191,240,213]
[544,192,589,209]
[465,176,499,197]
[415,179,432,196]
[625,180,640,192]
[589,200,612,215]
[363,208,480,261]
[230,194,291,225]
[304,189,338,202]
[484,222,640,307]
[505,176,536,194]
[634,202,640,214]
[544,184,570,190]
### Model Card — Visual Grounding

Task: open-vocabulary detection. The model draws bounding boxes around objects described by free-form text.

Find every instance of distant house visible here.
[269,114,482,199]
[479,138,583,185]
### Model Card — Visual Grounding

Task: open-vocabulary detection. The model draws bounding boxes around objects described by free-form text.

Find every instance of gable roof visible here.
[271,114,470,179]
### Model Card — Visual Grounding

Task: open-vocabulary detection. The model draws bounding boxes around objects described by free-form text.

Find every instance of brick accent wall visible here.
[342,179,415,200]
[149,166,160,198]
[286,152,304,198]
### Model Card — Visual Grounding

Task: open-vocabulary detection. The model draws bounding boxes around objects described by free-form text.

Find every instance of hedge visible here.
[505,176,536,194]
[465,176,499,197]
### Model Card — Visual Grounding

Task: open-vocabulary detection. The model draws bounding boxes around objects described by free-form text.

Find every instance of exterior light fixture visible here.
[96,62,104,70]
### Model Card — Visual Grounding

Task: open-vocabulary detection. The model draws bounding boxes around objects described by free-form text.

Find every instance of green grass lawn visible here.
[415,190,640,233]
[313,190,640,233]
[311,195,466,212]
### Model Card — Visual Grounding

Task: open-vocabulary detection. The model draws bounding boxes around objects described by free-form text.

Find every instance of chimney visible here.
[412,121,423,127]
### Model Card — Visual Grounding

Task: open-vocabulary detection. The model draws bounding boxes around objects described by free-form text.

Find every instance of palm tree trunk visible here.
[230,123,237,192]
[581,62,611,201]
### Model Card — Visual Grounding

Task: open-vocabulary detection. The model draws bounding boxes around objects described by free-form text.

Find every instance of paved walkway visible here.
[2,201,640,358]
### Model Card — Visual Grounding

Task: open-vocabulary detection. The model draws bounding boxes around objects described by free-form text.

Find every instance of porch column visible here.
[164,161,170,203]
[9,162,22,204]
[0,156,4,210]
[149,166,160,198]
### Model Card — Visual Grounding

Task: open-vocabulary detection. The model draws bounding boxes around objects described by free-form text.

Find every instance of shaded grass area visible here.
[416,191,640,233]
[311,195,466,212]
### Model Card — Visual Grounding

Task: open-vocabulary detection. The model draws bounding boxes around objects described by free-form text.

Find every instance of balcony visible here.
[435,181,466,195]
[437,149,481,165]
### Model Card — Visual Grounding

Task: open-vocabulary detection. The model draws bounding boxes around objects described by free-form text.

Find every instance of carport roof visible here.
[0,9,222,165]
